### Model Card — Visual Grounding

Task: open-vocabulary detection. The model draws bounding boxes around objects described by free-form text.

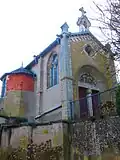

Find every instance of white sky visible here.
[0,0,106,90]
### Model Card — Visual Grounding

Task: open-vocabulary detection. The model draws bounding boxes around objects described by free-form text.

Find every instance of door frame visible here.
[78,82,100,91]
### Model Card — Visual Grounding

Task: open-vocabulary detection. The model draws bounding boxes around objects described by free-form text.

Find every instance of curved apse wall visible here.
[6,74,34,92]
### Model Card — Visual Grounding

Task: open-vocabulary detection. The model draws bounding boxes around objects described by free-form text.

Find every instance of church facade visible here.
[0,8,116,123]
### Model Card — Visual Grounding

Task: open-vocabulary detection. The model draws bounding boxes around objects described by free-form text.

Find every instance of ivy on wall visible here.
[0,141,63,160]
[72,116,120,157]
[95,53,113,88]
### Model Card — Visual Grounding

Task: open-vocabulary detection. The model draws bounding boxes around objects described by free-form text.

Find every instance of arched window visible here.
[47,53,58,88]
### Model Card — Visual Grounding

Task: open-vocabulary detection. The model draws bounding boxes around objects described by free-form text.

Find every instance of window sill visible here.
[47,83,59,90]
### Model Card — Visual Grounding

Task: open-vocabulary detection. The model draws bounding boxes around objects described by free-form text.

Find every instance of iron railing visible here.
[70,87,118,121]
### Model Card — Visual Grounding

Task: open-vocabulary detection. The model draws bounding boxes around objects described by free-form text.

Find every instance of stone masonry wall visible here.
[71,116,120,160]
[0,122,64,149]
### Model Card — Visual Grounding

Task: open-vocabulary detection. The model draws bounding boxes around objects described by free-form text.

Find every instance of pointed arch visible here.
[47,52,59,88]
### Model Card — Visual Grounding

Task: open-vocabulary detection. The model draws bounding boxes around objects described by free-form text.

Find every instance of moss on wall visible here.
[95,53,112,88]
[0,123,64,159]
[70,40,114,101]
[4,91,21,117]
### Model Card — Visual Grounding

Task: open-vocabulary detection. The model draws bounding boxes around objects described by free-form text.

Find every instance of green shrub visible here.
[0,141,63,160]
[116,85,120,116]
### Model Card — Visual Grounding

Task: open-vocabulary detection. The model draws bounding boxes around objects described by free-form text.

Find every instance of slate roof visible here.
[25,38,60,70]
[25,30,110,70]
[0,67,36,81]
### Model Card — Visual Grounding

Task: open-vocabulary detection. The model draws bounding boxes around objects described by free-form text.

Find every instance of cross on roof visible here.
[79,7,86,16]
[21,61,23,68]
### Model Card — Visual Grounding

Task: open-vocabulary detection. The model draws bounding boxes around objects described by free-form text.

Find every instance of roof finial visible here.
[79,7,86,16]
[77,7,91,32]
[61,22,69,33]
[21,61,23,68]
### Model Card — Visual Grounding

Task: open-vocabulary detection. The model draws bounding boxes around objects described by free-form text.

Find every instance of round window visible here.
[84,44,94,57]
[85,44,92,54]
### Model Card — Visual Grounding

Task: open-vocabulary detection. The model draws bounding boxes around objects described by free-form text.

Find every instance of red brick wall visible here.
[6,74,34,92]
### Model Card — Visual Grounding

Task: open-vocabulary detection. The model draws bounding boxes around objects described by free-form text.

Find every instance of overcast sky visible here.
[0,0,104,90]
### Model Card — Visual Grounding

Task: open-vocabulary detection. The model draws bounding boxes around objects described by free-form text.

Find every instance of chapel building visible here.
[0,8,117,123]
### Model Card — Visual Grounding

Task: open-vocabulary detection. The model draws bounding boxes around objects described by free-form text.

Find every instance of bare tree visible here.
[90,0,120,82]
[93,0,120,60]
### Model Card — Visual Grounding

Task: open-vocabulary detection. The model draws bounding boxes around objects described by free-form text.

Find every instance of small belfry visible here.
[77,7,91,32]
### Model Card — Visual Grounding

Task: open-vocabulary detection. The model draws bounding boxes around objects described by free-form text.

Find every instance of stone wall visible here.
[38,107,62,123]
[1,117,120,159]
[71,116,120,160]
[0,91,36,120]
[0,122,64,149]
[0,122,70,159]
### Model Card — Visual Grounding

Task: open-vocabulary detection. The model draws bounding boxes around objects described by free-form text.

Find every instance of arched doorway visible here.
[78,65,107,118]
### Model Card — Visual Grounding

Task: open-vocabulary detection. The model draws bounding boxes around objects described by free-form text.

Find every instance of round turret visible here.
[0,67,36,119]
[1,67,36,95]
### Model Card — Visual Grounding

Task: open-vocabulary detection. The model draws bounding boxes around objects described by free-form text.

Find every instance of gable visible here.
[70,31,109,56]
[25,30,110,75]
[70,31,114,89]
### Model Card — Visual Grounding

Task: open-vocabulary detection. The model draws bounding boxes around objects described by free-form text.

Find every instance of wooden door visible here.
[79,87,88,118]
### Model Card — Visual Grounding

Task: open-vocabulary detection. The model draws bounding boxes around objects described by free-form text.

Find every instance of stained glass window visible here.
[47,53,58,88]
